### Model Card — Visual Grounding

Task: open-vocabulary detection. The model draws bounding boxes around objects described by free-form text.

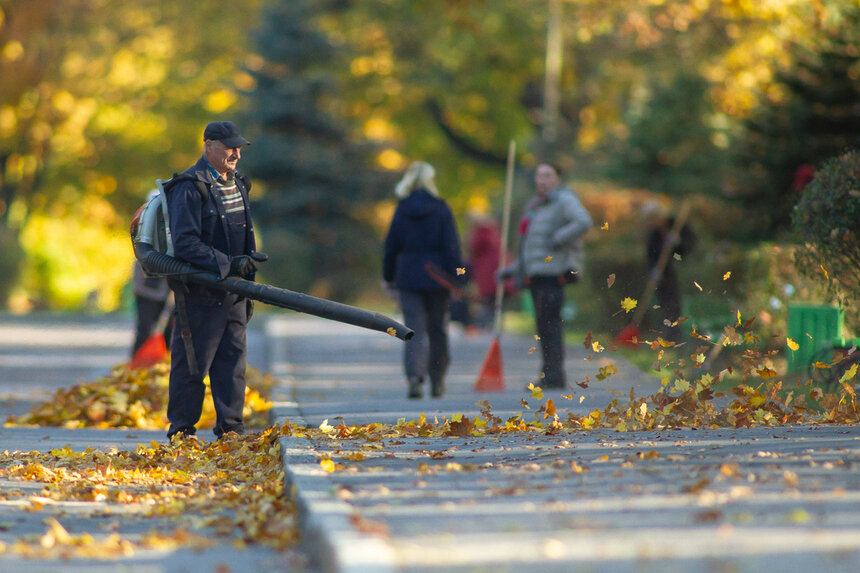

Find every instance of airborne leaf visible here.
[620,297,637,313]
[839,363,858,383]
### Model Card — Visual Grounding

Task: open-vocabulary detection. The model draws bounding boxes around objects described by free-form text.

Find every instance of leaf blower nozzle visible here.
[135,243,414,341]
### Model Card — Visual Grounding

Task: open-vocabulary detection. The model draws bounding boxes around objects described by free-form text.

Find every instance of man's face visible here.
[204,139,241,175]
[535,164,560,197]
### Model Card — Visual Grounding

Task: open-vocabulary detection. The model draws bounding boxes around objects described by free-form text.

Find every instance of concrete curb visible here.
[273,406,397,573]
[265,318,396,573]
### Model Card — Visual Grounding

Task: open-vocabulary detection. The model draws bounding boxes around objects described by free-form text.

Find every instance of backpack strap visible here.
[166,278,199,378]
[162,172,208,202]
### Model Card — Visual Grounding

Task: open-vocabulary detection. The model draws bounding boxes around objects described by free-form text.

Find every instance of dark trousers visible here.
[529,277,566,388]
[167,293,248,439]
[399,289,451,385]
[655,276,682,340]
[133,296,172,354]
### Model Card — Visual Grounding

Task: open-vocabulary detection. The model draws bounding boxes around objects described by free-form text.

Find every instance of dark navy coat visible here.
[167,156,257,299]
[383,188,462,291]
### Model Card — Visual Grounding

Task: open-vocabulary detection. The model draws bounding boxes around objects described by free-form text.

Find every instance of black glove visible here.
[230,255,258,278]
[250,251,269,263]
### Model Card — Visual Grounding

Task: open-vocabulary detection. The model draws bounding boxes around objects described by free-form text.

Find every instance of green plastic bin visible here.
[786,304,844,373]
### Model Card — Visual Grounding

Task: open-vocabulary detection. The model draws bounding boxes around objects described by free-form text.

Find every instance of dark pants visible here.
[167,293,248,439]
[529,277,566,388]
[132,296,172,354]
[399,289,451,386]
[656,276,682,340]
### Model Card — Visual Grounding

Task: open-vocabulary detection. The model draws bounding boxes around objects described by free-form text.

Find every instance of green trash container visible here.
[520,291,534,315]
[786,304,844,373]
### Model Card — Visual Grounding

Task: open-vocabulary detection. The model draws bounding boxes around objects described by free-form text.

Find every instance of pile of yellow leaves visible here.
[0,425,298,558]
[5,362,273,430]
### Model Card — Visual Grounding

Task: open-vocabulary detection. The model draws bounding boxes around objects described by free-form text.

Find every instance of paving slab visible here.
[266,315,860,573]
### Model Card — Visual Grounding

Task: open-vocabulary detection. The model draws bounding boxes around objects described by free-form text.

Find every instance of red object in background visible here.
[468,220,502,300]
[792,164,815,192]
[518,216,530,236]
[615,323,641,348]
[128,332,168,370]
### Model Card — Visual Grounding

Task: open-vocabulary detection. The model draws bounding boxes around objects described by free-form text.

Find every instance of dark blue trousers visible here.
[529,277,566,388]
[399,289,451,386]
[167,293,248,439]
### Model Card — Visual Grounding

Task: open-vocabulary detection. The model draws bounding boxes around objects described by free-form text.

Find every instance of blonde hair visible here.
[395,161,438,198]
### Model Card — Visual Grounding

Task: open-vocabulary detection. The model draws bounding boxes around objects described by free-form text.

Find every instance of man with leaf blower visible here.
[165,120,267,441]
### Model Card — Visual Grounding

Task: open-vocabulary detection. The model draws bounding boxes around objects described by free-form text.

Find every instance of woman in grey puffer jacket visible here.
[498,163,592,389]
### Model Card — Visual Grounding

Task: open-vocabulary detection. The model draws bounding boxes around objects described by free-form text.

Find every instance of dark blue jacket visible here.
[383,188,462,291]
[167,156,257,298]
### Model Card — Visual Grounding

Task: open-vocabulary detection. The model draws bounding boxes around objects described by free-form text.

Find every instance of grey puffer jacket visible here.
[500,185,592,282]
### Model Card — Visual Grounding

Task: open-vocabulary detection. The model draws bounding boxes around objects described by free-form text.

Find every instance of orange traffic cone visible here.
[128,333,168,370]
[474,336,505,391]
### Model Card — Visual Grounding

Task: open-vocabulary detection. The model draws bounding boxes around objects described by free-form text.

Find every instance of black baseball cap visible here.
[203,121,251,147]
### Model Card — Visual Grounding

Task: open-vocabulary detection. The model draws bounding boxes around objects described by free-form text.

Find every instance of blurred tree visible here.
[334,0,797,205]
[730,1,860,239]
[791,150,860,328]
[0,0,261,309]
[604,73,727,197]
[2,0,854,310]
[241,0,390,301]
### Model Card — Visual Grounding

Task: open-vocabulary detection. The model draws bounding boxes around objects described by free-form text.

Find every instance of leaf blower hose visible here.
[134,243,414,341]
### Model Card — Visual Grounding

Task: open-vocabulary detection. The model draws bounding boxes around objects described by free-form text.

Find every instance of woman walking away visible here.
[383,161,463,399]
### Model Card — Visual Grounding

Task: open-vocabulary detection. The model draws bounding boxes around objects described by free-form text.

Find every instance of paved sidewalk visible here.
[0,312,309,573]
[267,315,860,573]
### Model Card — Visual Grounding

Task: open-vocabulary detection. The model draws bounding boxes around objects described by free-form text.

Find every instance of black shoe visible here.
[431,380,445,398]
[408,377,423,399]
[167,426,197,441]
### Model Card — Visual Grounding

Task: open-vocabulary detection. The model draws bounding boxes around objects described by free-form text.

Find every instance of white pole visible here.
[493,140,516,336]
[543,0,562,143]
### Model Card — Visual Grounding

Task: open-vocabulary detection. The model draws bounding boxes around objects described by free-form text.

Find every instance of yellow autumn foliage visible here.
[6,361,273,430]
